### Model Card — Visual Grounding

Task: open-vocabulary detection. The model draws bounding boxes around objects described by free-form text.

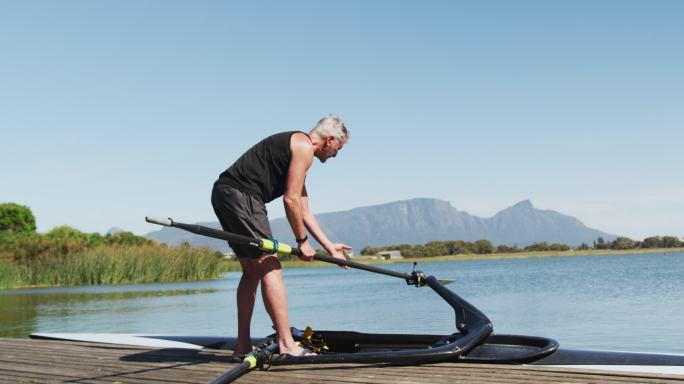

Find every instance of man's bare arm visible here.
[301,187,352,264]
[300,189,333,250]
[283,133,315,258]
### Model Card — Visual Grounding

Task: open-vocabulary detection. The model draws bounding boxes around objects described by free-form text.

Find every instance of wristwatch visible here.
[295,235,308,243]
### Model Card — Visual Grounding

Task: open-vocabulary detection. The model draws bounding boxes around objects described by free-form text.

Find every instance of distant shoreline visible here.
[4,248,681,290]
[278,247,684,268]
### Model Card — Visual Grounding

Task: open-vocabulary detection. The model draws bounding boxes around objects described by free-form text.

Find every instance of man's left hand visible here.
[327,243,352,270]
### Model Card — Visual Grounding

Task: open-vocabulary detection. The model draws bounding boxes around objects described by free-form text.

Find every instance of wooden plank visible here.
[239,364,684,384]
[0,369,76,383]
[1,339,235,379]
[397,364,684,383]
[0,339,222,383]
[1,338,684,384]
[0,358,214,384]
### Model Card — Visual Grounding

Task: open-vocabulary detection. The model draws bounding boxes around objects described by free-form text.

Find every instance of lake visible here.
[1,251,683,354]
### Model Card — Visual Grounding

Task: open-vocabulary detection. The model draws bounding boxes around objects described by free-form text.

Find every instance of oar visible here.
[145,216,454,286]
[208,339,278,384]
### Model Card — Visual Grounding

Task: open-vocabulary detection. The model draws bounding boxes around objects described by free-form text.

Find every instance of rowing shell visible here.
[30,331,684,376]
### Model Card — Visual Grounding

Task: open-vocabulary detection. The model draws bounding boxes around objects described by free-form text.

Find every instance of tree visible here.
[424,241,449,257]
[496,244,518,253]
[525,242,549,252]
[360,246,379,256]
[45,226,89,241]
[611,236,636,250]
[104,231,151,246]
[641,236,661,248]
[593,237,607,249]
[661,236,679,248]
[393,244,416,256]
[0,203,36,233]
[445,240,470,254]
[548,243,570,251]
[473,239,494,254]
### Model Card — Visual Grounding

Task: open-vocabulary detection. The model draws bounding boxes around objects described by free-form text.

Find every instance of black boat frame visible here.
[144,217,560,365]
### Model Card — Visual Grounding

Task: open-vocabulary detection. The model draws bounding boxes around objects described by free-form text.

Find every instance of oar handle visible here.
[145,216,172,226]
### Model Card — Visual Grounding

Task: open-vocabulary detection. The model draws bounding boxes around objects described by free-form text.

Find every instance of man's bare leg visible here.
[233,257,259,357]
[258,255,313,355]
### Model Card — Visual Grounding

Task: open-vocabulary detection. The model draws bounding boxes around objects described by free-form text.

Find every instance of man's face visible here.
[318,137,346,163]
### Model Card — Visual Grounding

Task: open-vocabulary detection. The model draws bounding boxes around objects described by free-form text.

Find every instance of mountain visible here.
[269,198,490,249]
[487,200,606,246]
[144,198,616,252]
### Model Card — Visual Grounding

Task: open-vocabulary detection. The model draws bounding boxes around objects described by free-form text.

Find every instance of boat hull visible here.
[30,331,684,375]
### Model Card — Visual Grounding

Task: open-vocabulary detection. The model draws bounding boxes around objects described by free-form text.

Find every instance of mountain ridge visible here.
[145,198,616,252]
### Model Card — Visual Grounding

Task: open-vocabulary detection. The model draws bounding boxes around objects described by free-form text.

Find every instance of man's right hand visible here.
[297,240,316,261]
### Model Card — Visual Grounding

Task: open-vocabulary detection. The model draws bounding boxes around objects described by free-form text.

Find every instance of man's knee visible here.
[258,255,282,275]
[239,257,259,279]
[240,255,280,279]
[241,269,260,283]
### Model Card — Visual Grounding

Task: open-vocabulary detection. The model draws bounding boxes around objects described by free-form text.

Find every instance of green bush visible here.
[610,237,635,250]
[0,203,36,233]
[496,244,520,253]
[525,242,550,252]
[473,239,494,254]
[104,231,153,246]
[548,243,571,251]
[0,231,56,264]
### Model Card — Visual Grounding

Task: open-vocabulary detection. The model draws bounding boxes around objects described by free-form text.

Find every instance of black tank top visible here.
[217,131,304,203]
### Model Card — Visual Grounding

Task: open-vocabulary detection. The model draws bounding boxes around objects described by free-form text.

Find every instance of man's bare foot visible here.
[279,345,316,356]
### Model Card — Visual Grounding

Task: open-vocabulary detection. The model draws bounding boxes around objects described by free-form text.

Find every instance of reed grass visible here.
[0,261,21,289]
[1,243,225,289]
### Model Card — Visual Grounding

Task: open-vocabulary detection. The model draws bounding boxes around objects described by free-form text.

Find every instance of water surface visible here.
[1,252,682,353]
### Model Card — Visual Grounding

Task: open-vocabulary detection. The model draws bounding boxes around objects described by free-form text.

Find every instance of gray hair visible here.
[310,115,349,143]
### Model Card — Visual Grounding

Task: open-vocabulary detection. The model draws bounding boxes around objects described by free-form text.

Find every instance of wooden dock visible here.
[2,337,684,383]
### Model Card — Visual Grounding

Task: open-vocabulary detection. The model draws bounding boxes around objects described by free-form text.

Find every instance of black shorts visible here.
[211,183,272,259]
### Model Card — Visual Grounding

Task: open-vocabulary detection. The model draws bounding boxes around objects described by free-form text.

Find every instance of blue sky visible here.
[1,1,682,240]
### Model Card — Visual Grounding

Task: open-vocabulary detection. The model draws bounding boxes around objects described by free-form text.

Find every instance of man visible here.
[211,115,351,358]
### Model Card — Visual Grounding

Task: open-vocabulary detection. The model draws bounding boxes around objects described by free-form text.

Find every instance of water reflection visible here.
[0,286,220,338]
